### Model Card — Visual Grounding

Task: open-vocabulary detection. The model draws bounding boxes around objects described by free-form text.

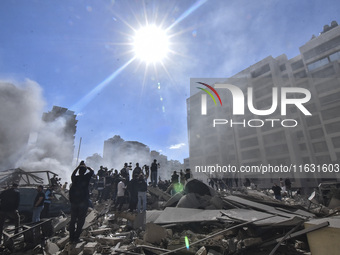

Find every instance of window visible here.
[312,65,335,78]
[294,70,307,79]
[330,51,340,61]
[312,141,328,152]
[251,64,270,78]
[303,35,340,60]
[320,91,340,105]
[332,137,340,148]
[265,144,288,156]
[325,121,340,134]
[307,57,329,71]
[291,59,304,70]
[321,106,340,121]
[263,131,285,145]
[306,115,321,126]
[241,149,261,160]
[280,64,286,71]
[299,143,307,151]
[315,79,340,94]
[316,155,331,164]
[240,137,259,148]
[309,128,324,139]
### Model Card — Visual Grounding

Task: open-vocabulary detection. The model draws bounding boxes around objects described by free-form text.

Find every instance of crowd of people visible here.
[272,177,293,200]
[0,159,193,245]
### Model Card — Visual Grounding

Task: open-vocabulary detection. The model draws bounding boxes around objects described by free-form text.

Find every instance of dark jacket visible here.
[0,187,20,212]
[137,177,147,192]
[69,168,94,205]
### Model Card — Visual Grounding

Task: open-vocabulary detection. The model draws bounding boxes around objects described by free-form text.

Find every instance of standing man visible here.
[133,163,142,177]
[32,185,45,222]
[69,161,94,243]
[285,178,292,198]
[137,174,147,213]
[41,185,55,218]
[272,183,282,201]
[120,163,130,182]
[114,178,126,211]
[0,183,20,242]
[150,159,159,187]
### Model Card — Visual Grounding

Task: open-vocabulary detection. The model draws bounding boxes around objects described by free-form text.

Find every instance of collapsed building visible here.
[0,169,339,255]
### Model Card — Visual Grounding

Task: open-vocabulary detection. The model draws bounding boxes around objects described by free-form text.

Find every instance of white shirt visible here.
[117,181,126,197]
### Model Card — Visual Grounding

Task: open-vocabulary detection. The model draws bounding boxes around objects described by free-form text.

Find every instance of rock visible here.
[132,211,146,230]
[207,249,223,255]
[89,228,112,235]
[68,241,86,255]
[177,193,200,208]
[83,242,98,255]
[243,237,262,247]
[96,236,124,246]
[166,229,173,238]
[196,246,207,255]
[143,223,167,244]
[56,236,69,249]
[46,240,60,255]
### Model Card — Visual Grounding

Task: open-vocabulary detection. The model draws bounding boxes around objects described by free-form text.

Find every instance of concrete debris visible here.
[2,178,340,255]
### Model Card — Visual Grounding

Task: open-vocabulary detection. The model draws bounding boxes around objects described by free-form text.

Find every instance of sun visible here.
[133,25,169,64]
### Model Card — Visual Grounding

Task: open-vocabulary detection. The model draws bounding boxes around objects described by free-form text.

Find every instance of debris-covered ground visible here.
[1,178,340,255]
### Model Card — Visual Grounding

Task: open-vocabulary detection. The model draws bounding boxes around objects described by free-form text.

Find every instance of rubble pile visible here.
[1,178,340,255]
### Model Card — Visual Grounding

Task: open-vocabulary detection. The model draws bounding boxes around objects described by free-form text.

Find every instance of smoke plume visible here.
[0,80,74,183]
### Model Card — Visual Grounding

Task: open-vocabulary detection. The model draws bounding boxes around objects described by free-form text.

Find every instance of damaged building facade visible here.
[188,22,340,191]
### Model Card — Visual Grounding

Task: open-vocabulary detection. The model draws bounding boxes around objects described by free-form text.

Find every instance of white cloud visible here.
[169,143,186,149]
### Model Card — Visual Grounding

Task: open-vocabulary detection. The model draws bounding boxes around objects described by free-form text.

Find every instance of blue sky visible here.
[1,0,339,163]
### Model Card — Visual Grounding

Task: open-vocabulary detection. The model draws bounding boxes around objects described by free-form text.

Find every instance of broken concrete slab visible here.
[154,207,223,224]
[224,195,314,219]
[305,216,340,255]
[220,208,304,227]
[82,209,98,229]
[145,210,163,223]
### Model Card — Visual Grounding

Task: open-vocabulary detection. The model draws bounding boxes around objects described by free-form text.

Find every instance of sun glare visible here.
[133,25,169,64]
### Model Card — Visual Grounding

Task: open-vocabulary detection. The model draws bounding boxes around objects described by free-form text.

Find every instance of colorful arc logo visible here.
[196,82,222,106]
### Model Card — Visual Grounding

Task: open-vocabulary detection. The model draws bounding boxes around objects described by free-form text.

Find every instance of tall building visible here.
[41,106,77,166]
[188,21,340,191]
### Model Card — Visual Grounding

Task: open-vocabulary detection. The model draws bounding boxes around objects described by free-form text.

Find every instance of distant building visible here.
[188,21,340,191]
[103,135,150,170]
